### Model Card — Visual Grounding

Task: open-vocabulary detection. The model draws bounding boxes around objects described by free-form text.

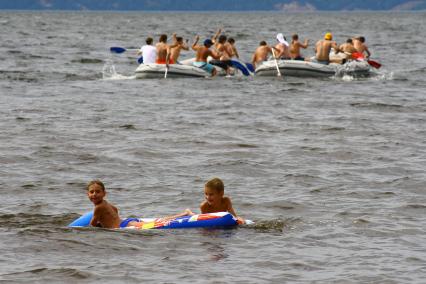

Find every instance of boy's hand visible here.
[236,216,245,224]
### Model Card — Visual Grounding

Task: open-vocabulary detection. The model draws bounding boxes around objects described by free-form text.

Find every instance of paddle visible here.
[110,47,143,64]
[230,59,252,76]
[245,63,255,73]
[352,52,381,69]
[367,59,381,69]
[271,48,282,77]
[110,46,139,54]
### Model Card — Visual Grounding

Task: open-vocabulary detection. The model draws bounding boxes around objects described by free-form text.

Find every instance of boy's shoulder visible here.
[222,195,232,202]
[94,200,117,212]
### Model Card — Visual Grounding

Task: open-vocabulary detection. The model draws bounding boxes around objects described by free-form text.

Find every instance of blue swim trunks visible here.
[193,61,215,74]
[120,218,140,228]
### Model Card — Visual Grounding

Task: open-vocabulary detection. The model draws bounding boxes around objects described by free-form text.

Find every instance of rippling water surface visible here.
[0,11,425,283]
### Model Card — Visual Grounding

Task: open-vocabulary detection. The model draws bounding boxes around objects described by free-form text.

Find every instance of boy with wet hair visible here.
[86,180,121,228]
[86,180,194,229]
[200,177,244,224]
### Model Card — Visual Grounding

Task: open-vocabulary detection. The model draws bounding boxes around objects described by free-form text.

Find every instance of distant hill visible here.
[1,0,426,11]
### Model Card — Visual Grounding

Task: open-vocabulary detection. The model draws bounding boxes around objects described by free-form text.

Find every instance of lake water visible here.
[0,11,425,283]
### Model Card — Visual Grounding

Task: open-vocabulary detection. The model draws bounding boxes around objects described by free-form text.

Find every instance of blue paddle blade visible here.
[137,56,143,64]
[245,63,255,73]
[110,47,126,54]
[230,60,250,76]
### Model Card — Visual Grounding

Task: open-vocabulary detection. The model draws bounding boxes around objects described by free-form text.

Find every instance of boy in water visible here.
[87,180,193,229]
[200,177,244,224]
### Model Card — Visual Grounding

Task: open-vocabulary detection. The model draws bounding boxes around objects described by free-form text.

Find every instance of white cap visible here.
[276,33,289,47]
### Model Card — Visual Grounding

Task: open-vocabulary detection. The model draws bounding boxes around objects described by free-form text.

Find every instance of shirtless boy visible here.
[211,34,234,75]
[170,34,189,63]
[156,34,175,65]
[226,38,239,59]
[314,32,340,64]
[192,36,221,76]
[251,41,275,69]
[200,177,244,224]
[339,38,358,62]
[353,36,371,58]
[86,180,193,229]
[274,33,291,59]
[290,34,309,60]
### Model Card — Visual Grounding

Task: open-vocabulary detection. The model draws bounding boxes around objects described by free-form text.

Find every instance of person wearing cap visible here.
[314,32,340,65]
[352,36,371,58]
[191,36,221,76]
[274,33,291,60]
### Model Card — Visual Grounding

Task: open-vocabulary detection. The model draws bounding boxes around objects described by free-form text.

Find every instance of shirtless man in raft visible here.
[211,32,234,76]
[314,32,340,65]
[290,34,309,61]
[274,33,291,59]
[170,34,189,63]
[192,36,221,76]
[353,36,371,59]
[156,34,178,67]
[339,38,358,62]
[251,41,277,69]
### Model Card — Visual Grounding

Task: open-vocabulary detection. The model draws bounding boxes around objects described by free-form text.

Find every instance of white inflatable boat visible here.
[135,63,210,79]
[135,58,252,79]
[255,59,371,78]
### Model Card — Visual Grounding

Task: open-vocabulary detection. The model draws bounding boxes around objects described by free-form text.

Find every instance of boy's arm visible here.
[211,28,222,43]
[182,41,190,51]
[90,206,101,226]
[225,197,245,224]
[365,46,371,58]
[192,35,200,51]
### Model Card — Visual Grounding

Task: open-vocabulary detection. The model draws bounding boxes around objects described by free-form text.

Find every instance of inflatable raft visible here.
[135,63,210,79]
[255,59,371,78]
[69,211,240,229]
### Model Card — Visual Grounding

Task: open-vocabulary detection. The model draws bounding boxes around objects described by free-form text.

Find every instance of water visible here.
[1,11,425,283]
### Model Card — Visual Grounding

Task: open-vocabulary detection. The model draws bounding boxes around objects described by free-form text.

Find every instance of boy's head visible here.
[292,34,299,40]
[259,41,267,46]
[218,35,227,44]
[87,180,106,205]
[146,37,153,45]
[227,37,235,44]
[159,34,167,43]
[204,178,224,205]
[176,36,183,43]
[204,39,213,47]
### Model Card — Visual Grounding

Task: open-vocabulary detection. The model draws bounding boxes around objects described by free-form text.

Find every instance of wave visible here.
[71,58,104,64]
[0,212,77,228]
[350,101,405,111]
[0,267,93,282]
